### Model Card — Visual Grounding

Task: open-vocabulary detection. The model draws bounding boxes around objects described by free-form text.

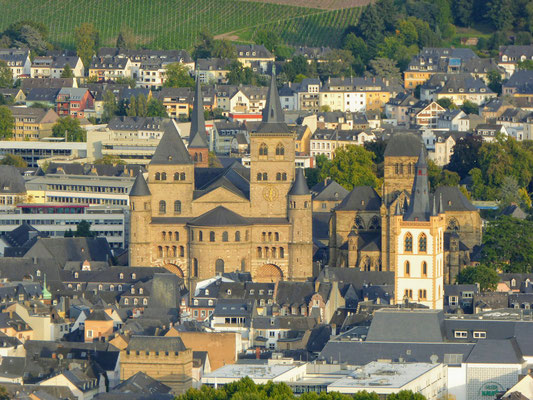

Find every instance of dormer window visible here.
[74,272,79,279]
[227,289,231,295]
[205,289,209,295]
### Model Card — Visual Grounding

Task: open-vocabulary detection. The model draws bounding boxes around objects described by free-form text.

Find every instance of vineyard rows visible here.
[0,0,361,49]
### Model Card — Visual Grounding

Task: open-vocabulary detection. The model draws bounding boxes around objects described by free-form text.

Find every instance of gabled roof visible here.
[149,121,192,165]
[404,147,431,221]
[466,338,523,364]
[256,69,289,134]
[127,336,187,352]
[335,186,381,211]
[433,186,477,212]
[311,179,349,201]
[188,206,251,227]
[288,168,310,196]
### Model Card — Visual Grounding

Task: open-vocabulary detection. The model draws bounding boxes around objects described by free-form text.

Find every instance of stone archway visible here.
[255,264,283,283]
[163,263,184,278]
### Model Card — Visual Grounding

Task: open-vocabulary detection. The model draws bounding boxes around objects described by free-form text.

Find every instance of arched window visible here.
[124,298,129,305]
[164,246,169,257]
[422,261,428,277]
[110,285,114,291]
[175,231,179,241]
[355,216,365,230]
[194,153,198,162]
[259,143,268,156]
[268,232,273,241]
[180,172,186,180]
[405,261,410,276]
[193,259,198,277]
[404,233,413,252]
[419,289,427,300]
[199,153,203,162]
[257,173,262,181]
[257,247,262,258]
[395,164,399,174]
[369,216,380,230]
[162,231,167,240]
[161,172,167,180]
[276,143,285,156]
[419,233,427,253]
[262,232,266,241]
[155,172,161,180]
[272,247,277,258]
[264,247,269,258]
[172,246,177,257]
[241,258,246,271]
[235,231,241,242]
[222,231,228,242]
[199,231,203,241]
[174,172,179,181]
[275,232,279,241]
[282,172,287,181]
[98,284,103,291]
[139,288,143,294]
[262,172,268,181]
[280,247,285,258]
[447,218,459,231]
[215,259,224,275]
[143,298,148,306]
[174,200,181,214]
[179,246,184,257]
[157,246,163,258]
[159,200,166,213]
[276,172,281,181]
[209,231,215,242]
[134,298,138,305]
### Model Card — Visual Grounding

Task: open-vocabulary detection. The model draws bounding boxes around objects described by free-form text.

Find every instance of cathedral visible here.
[329,132,482,305]
[128,72,313,284]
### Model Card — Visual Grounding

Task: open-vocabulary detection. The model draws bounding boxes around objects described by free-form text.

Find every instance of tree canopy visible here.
[0,105,13,139]
[75,23,99,68]
[52,117,86,142]
[0,154,26,167]
[163,63,194,88]
[456,265,499,291]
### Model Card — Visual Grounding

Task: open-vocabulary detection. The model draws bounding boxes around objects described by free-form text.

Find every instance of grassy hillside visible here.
[0,0,362,50]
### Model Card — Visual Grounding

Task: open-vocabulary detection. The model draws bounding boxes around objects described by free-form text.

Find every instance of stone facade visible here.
[129,74,313,285]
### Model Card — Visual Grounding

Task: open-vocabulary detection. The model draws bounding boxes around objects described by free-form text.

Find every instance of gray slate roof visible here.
[288,168,310,196]
[384,132,422,157]
[188,206,251,226]
[335,186,381,211]
[433,186,477,212]
[0,165,26,194]
[129,173,150,197]
[127,336,187,352]
[150,122,192,165]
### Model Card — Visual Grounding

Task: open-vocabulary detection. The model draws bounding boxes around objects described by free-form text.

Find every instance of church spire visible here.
[262,65,284,124]
[188,70,208,149]
[404,147,431,221]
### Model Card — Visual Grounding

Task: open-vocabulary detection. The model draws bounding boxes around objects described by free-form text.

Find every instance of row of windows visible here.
[404,233,427,253]
[404,261,428,277]
[354,216,380,230]
[257,246,285,259]
[124,297,148,306]
[195,230,248,242]
[46,196,128,206]
[162,231,180,241]
[47,184,128,194]
[157,245,185,258]
[404,289,427,300]
[259,143,285,156]
[155,172,186,181]
[394,163,416,175]
[159,200,181,214]
[257,172,288,181]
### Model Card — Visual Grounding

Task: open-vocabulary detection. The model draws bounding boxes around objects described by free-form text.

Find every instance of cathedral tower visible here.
[394,148,445,309]
[250,68,295,218]
[188,73,209,168]
[287,168,313,280]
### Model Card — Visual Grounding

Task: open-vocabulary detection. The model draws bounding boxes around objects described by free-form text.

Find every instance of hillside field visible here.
[0,0,363,50]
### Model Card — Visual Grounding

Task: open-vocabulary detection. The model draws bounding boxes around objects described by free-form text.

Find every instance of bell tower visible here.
[188,71,209,168]
[250,67,295,218]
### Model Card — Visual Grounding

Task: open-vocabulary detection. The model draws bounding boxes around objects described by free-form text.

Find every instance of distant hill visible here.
[0,0,365,50]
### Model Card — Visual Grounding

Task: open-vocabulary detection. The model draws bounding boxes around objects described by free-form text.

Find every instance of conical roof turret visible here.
[150,121,192,165]
[257,65,289,134]
[130,172,151,197]
[289,168,310,196]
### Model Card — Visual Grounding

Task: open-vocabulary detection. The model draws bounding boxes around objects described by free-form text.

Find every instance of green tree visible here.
[146,98,168,117]
[163,63,194,88]
[0,384,9,400]
[74,220,95,237]
[319,145,380,190]
[517,59,533,70]
[456,265,499,291]
[388,390,427,400]
[282,55,309,82]
[212,39,236,59]
[487,70,502,94]
[318,49,355,79]
[75,23,99,68]
[4,21,50,55]
[452,0,474,26]
[0,105,13,139]
[116,32,126,49]
[94,155,125,165]
[305,168,321,188]
[0,154,26,167]
[136,93,147,117]
[460,100,479,115]
[102,90,118,123]
[366,57,402,83]
[437,98,457,110]
[448,134,483,178]
[115,76,136,88]
[254,30,280,53]
[126,96,137,117]
[0,61,13,88]
[486,0,513,31]
[116,26,135,49]
[52,117,86,142]
[398,19,419,46]
[428,161,461,189]
[60,63,74,78]
[481,216,533,272]
[356,4,385,51]
[193,30,215,60]
[498,176,522,207]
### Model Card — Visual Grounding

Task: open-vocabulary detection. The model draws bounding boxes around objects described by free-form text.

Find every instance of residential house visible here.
[292,46,332,64]
[84,309,114,343]
[8,107,59,140]
[212,120,247,154]
[437,109,467,131]
[498,45,533,77]
[462,57,504,84]
[403,47,478,89]
[475,124,508,142]
[409,100,446,128]
[229,86,268,115]
[156,87,193,118]
[0,88,25,103]
[480,98,513,121]
[279,84,297,110]
[89,56,132,82]
[422,73,496,105]
[502,70,533,102]
[7,302,69,341]
[0,311,33,342]
[310,128,375,159]
[497,108,531,141]
[291,124,312,155]
[0,49,31,80]
[385,93,418,125]
[30,55,84,79]
[196,58,232,84]
[38,368,104,400]
[294,79,321,113]
[430,131,465,166]
[234,44,274,73]
[55,88,94,119]
[21,77,77,93]
[25,88,60,108]
[311,178,349,213]
[250,315,317,350]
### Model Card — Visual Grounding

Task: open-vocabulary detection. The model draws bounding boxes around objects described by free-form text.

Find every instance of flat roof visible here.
[0,141,86,150]
[204,363,299,380]
[328,362,440,390]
